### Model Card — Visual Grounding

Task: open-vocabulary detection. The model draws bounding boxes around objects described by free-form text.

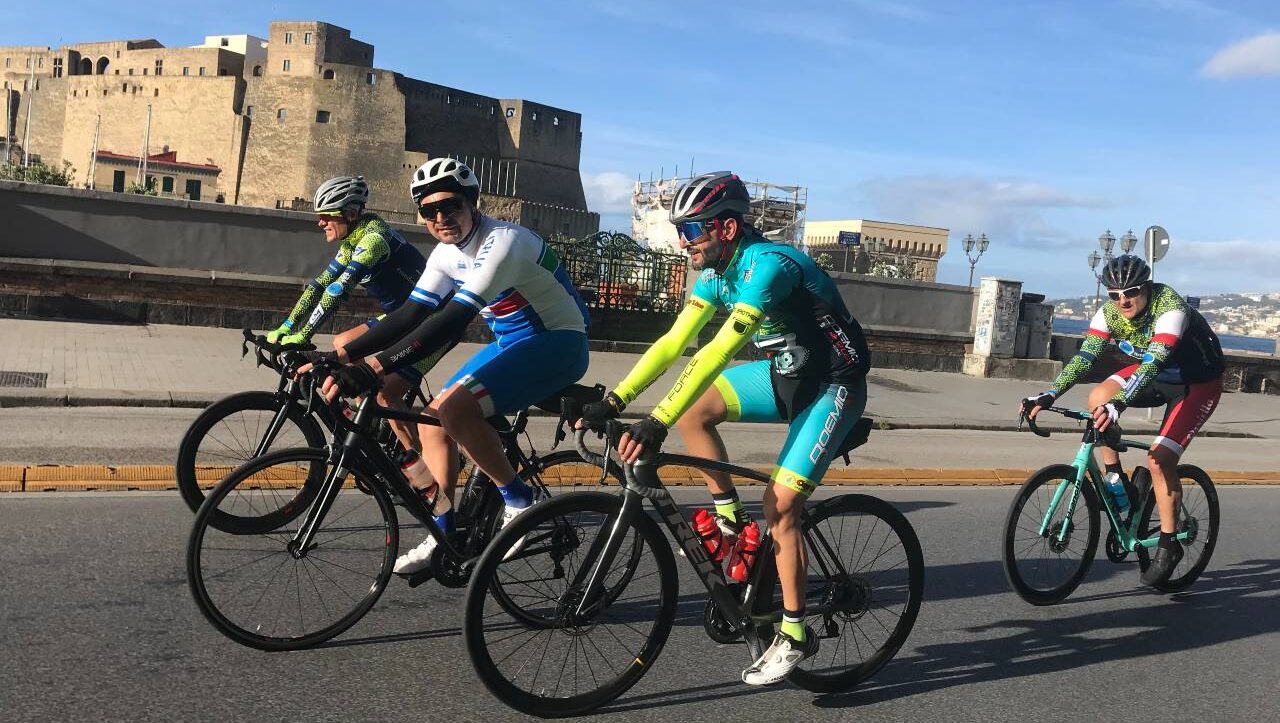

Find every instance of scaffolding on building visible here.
[631,172,807,254]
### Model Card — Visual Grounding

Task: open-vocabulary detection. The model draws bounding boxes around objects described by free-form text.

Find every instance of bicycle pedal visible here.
[398,569,435,588]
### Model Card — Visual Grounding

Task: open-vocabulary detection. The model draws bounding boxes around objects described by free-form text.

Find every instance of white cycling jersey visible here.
[409,214,589,345]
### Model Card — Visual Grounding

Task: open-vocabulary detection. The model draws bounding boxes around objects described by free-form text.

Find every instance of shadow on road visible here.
[812,558,1280,709]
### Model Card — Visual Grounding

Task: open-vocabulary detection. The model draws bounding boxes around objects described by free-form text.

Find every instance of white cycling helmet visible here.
[313,175,369,214]
[410,157,480,205]
[670,171,751,223]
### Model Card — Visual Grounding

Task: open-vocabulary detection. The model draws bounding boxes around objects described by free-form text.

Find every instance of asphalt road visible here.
[2,486,1277,722]
[0,407,1275,471]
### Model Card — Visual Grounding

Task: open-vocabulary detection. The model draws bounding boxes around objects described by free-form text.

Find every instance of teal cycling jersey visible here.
[690,235,870,383]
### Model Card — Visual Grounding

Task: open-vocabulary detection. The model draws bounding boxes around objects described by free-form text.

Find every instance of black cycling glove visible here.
[1022,390,1057,413]
[332,362,380,397]
[627,415,668,452]
[581,392,626,425]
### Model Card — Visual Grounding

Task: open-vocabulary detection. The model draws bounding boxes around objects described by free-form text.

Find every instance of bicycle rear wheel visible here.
[464,492,675,718]
[752,493,924,693]
[187,448,397,651]
[176,391,327,525]
[1002,464,1101,605]
[1135,464,1220,592]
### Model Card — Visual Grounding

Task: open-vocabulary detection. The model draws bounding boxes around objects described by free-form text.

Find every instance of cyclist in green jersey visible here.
[580,172,871,685]
[271,176,441,458]
[1023,254,1225,586]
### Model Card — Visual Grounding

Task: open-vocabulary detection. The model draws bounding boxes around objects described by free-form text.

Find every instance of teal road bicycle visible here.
[1002,406,1220,605]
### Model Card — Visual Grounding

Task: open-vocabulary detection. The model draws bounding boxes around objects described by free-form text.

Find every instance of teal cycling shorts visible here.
[714,360,867,496]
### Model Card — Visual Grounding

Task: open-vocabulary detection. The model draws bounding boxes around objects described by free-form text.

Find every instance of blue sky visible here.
[6,0,1279,297]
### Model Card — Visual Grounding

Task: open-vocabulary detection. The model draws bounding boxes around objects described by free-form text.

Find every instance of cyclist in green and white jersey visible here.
[1024,254,1225,586]
[269,176,441,455]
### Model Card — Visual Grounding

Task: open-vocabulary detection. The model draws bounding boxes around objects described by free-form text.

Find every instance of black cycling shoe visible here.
[1141,541,1183,587]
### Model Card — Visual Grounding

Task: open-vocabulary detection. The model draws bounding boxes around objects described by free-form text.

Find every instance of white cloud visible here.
[858,176,1111,247]
[1156,238,1280,292]
[1201,32,1280,79]
[582,171,635,214]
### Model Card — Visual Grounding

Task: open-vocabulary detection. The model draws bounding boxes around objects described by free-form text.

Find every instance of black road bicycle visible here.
[186,376,609,651]
[462,420,925,717]
[175,330,427,518]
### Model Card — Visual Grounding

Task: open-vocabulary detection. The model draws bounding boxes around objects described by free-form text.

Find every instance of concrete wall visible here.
[829,271,976,335]
[0,180,436,278]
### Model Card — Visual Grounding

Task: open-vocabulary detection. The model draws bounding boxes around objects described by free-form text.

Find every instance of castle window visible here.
[142,68,147,75]
[365,72,375,85]
[128,68,134,75]
[183,66,190,76]
[553,116,559,126]
[220,38,229,47]
[252,65,262,77]
[505,107,515,118]
[282,59,291,72]
[155,59,163,75]
[285,32,294,44]
[277,108,287,121]
[53,58,63,78]
[246,105,253,118]
[122,82,128,92]
[531,111,537,120]
[304,32,312,45]
[322,69,334,80]
[315,110,330,123]
[198,67,206,76]
[154,88,159,97]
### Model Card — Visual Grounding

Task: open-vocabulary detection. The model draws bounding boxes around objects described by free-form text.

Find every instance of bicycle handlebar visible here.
[1020,405,1129,451]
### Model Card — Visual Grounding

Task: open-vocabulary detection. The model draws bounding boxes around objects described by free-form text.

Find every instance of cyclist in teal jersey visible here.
[1023,254,1225,586]
[270,175,438,455]
[579,172,871,685]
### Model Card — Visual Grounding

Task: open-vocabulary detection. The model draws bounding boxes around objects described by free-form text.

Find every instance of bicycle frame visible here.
[570,422,859,660]
[1035,408,1193,553]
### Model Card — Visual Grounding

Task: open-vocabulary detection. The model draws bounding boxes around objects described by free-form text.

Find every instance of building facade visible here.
[803,219,948,281]
[1,21,598,238]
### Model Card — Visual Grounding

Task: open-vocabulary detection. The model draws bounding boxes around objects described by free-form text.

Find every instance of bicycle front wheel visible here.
[187,448,397,651]
[176,391,327,522]
[1002,464,1101,605]
[464,492,676,718]
[754,493,925,693]
[1134,464,1220,592]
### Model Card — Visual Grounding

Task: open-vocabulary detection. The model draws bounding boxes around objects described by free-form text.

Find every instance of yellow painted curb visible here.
[3,464,1279,492]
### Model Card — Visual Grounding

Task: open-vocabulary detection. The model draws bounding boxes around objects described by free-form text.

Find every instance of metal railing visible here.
[549,232,687,314]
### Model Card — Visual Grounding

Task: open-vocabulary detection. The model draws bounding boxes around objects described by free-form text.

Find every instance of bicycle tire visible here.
[1002,464,1101,605]
[753,494,925,693]
[1134,464,1220,592]
[176,391,327,524]
[464,492,676,718]
[187,447,397,651]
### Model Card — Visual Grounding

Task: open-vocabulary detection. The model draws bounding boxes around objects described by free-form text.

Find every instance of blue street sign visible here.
[838,230,861,246]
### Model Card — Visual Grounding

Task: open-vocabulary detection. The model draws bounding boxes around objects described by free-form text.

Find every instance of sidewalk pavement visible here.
[1,318,1279,440]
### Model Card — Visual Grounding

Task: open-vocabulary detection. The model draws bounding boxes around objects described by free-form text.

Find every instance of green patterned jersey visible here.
[281,214,426,339]
[1050,283,1224,405]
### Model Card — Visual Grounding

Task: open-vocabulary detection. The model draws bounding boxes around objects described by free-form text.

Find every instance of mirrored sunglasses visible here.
[1107,285,1145,301]
[417,196,466,221]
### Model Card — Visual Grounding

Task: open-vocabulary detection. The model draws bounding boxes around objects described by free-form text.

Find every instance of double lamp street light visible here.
[963,233,989,288]
[1087,228,1138,307]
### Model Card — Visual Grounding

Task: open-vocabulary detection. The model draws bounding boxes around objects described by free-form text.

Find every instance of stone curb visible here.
[4,464,1280,492]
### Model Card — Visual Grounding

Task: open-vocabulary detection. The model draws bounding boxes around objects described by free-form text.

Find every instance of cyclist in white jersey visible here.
[318,158,591,575]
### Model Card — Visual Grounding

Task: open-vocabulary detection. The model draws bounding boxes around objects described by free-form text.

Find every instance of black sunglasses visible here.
[1107,284,1145,301]
[417,196,466,221]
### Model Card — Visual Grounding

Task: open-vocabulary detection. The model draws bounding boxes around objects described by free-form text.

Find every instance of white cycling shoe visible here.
[393,535,438,575]
[500,489,546,561]
[741,629,818,686]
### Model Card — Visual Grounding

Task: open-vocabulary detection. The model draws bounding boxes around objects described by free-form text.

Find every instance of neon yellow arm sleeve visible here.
[612,296,716,405]
[651,303,764,427]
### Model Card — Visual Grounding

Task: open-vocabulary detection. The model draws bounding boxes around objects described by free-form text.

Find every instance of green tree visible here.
[125,179,158,195]
[0,159,76,186]
[813,252,836,271]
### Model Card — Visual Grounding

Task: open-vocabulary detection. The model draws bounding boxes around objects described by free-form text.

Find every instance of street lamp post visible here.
[1119,229,1138,255]
[1088,249,1103,309]
[963,233,989,288]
